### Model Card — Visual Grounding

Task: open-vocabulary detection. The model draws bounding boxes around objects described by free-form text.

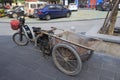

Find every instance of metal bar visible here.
[42,31,94,51]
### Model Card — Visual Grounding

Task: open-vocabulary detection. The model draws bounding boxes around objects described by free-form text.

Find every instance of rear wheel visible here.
[52,43,82,75]
[45,15,51,20]
[12,32,29,46]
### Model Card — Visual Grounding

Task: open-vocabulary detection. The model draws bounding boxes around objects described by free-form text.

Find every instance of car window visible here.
[48,5,56,9]
[70,3,76,5]
[56,5,63,9]
[12,6,18,9]
[14,7,23,11]
[37,4,45,9]
[30,4,36,8]
[25,3,28,7]
[69,3,77,7]
[20,7,24,11]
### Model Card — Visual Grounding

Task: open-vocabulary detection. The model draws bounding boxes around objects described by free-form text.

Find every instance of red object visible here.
[5,5,11,9]
[10,20,20,30]
[38,11,42,14]
[90,0,97,9]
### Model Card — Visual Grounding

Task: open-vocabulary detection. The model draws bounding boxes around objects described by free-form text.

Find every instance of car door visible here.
[47,5,58,18]
[55,5,65,17]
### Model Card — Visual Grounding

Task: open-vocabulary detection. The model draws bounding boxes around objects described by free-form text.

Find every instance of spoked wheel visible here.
[52,43,82,75]
[12,32,29,46]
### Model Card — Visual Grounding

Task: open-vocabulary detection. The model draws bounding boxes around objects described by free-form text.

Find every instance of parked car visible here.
[68,3,78,11]
[96,2,111,11]
[119,3,120,10]
[24,1,48,17]
[96,1,120,11]
[7,6,24,18]
[5,6,19,15]
[79,2,87,8]
[34,4,71,20]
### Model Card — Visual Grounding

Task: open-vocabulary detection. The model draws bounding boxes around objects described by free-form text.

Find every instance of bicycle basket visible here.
[10,20,20,30]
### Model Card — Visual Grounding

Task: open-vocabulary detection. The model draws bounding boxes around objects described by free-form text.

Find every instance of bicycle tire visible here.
[12,32,29,46]
[52,43,82,75]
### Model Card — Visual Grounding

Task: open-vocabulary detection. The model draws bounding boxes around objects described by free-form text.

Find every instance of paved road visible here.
[1,9,120,23]
[0,35,120,80]
[0,20,120,80]
[0,19,105,35]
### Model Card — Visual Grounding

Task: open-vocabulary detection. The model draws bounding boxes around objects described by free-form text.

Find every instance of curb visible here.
[0,16,120,24]
[0,17,105,24]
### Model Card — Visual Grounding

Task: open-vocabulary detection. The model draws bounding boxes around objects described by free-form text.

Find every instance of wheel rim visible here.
[13,33,28,45]
[53,45,81,75]
[46,15,50,20]
[13,13,17,18]
[66,13,70,17]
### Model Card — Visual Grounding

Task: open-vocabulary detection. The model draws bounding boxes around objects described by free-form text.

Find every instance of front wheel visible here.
[12,13,18,18]
[52,43,82,75]
[66,12,71,17]
[12,32,29,46]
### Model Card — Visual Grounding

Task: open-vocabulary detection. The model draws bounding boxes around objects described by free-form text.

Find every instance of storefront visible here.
[88,0,103,8]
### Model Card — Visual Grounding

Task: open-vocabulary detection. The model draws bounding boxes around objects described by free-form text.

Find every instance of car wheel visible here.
[39,18,43,20]
[33,14,37,18]
[66,12,71,17]
[45,15,51,20]
[12,13,18,18]
[8,15,12,18]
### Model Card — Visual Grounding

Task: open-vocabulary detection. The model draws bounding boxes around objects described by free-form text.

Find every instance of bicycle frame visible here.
[22,25,35,41]
[18,17,35,43]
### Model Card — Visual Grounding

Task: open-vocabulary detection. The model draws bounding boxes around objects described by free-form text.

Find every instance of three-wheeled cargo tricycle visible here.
[11,17,101,75]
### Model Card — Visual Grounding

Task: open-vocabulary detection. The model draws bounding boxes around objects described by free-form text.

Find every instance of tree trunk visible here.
[107,0,118,35]
[100,0,119,35]
[107,7,118,35]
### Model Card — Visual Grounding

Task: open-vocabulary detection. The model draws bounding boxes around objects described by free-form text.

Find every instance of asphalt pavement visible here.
[0,9,120,80]
[0,36,120,80]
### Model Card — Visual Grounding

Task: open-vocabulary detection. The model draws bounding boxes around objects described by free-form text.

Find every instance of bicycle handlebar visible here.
[18,16,25,24]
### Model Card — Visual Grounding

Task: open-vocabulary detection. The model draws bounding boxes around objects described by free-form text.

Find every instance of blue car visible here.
[34,4,71,20]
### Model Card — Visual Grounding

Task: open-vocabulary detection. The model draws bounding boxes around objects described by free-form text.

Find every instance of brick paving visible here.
[0,36,120,80]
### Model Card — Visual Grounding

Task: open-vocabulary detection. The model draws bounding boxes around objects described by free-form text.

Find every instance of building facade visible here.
[61,0,103,8]
[0,0,104,8]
